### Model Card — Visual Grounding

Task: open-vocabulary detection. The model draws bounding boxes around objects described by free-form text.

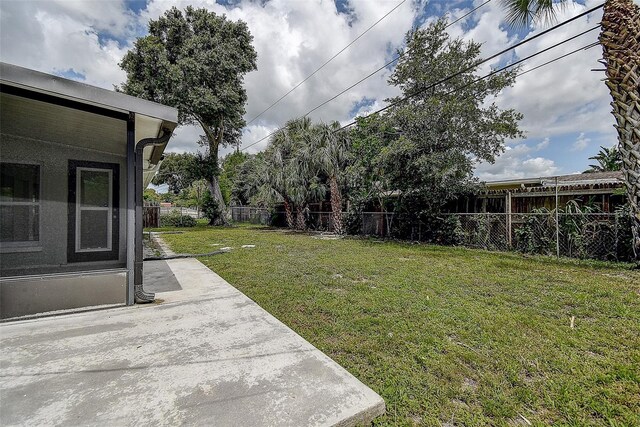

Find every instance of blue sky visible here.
[0,0,621,181]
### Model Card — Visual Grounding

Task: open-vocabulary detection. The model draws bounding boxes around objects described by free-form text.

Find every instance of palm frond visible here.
[502,0,566,28]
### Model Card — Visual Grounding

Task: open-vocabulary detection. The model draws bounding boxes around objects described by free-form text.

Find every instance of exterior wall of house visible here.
[0,270,127,319]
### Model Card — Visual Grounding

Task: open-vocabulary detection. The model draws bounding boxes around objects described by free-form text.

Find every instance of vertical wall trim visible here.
[126,113,135,305]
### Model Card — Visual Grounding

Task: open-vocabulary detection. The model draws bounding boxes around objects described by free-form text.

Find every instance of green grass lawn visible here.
[159,224,640,426]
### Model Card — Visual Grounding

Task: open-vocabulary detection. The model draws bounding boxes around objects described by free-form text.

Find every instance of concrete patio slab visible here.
[0,258,385,426]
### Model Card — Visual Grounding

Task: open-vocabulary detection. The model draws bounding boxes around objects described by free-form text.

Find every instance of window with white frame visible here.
[76,167,113,252]
[67,160,119,263]
[0,163,40,245]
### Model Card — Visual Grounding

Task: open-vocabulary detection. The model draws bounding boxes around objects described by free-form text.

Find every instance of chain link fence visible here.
[447,212,632,261]
[158,206,202,218]
[232,207,634,262]
[230,206,272,225]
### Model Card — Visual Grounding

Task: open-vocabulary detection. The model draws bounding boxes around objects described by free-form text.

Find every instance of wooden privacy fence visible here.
[143,205,160,228]
[143,205,202,228]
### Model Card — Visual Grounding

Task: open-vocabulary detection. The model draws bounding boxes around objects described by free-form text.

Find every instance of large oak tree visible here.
[378,20,523,217]
[119,6,257,222]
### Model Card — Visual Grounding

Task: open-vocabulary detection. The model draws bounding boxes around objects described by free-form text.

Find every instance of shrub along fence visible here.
[448,212,632,261]
[231,206,634,262]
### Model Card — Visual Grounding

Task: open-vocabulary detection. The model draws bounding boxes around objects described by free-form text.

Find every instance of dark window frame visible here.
[0,161,42,248]
[67,160,119,263]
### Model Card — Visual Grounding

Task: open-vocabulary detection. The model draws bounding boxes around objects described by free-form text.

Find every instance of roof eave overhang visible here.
[134,114,178,189]
[0,62,178,124]
[1,62,180,189]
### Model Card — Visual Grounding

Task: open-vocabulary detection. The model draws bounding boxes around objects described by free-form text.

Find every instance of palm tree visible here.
[262,117,325,230]
[502,0,640,259]
[584,145,622,172]
[287,121,328,230]
[310,121,351,234]
[263,119,307,228]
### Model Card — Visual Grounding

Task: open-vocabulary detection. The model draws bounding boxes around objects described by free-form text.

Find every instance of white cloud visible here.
[0,0,131,89]
[521,157,558,175]
[240,124,278,154]
[163,125,204,154]
[572,132,591,151]
[535,137,550,150]
[475,142,558,181]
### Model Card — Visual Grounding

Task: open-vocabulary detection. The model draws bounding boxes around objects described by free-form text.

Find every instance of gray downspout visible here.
[134,128,172,303]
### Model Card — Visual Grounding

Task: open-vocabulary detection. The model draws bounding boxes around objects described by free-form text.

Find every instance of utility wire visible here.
[240,0,494,151]
[303,0,493,118]
[246,26,598,149]
[347,41,600,139]
[272,0,494,122]
[336,24,601,131]
[240,3,603,151]
[245,0,407,126]
[516,41,599,77]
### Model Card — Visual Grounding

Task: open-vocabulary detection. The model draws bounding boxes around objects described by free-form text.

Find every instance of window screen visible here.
[76,168,112,252]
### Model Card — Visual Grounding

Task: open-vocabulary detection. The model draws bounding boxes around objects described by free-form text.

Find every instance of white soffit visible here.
[135,114,165,189]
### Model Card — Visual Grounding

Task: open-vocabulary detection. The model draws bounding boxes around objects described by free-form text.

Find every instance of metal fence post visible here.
[555,177,560,258]
[506,191,512,249]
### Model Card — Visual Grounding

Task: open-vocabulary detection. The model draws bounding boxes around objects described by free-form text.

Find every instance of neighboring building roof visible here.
[550,171,623,184]
[0,62,177,123]
[483,171,624,195]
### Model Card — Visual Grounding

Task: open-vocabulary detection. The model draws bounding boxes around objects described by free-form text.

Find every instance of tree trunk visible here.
[205,175,228,225]
[295,206,307,230]
[209,175,226,211]
[283,198,294,228]
[329,175,344,234]
[198,117,230,224]
[600,0,640,261]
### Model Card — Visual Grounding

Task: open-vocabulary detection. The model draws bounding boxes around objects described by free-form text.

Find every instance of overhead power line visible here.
[346,41,600,133]
[240,3,603,152]
[336,24,601,131]
[516,42,599,78]
[245,0,407,126]
[304,0,493,118]
[240,0,494,150]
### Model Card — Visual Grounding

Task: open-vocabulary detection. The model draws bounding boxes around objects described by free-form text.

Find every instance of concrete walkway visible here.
[0,258,384,426]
